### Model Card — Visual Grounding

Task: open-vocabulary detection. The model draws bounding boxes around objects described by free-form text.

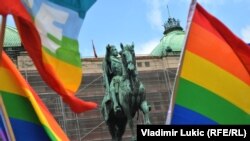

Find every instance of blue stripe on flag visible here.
[48,0,96,18]
[10,118,50,141]
[171,105,218,125]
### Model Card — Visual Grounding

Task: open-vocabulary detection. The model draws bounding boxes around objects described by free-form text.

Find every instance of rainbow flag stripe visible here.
[0,52,69,141]
[171,2,250,124]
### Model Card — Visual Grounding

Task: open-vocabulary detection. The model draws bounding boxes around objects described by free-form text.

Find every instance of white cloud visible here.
[135,38,160,55]
[241,26,250,43]
[145,0,169,31]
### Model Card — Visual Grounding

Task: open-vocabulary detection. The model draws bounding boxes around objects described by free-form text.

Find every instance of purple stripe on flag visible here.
[0,128,7,141]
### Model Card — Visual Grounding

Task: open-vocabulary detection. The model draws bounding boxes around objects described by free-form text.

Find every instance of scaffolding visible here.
[19,55,179,141]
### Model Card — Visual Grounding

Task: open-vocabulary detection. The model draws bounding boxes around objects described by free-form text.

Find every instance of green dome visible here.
[150,18,185,57]
[3,26,25,63]
[4,26,21,47]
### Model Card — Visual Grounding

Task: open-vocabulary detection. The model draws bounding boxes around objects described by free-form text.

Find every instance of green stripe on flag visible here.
[176,78,250,124]
[43,126,58,141]
[1,91,41,125]
[44,34,82,67]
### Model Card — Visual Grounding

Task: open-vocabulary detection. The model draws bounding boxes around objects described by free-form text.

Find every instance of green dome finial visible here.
[163,17,183,35]
[150,15,185,57]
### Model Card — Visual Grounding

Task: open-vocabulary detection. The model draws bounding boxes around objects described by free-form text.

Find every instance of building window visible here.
[145,62,150,67]
[137,62,142,67]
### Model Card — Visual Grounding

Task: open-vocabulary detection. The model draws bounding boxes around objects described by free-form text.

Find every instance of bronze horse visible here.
[101,44,151,141]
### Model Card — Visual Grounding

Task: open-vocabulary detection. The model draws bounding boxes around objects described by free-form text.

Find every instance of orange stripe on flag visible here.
[186,22,250,85]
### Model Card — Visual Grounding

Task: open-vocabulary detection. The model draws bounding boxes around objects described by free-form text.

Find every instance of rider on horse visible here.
[102,45,123,121]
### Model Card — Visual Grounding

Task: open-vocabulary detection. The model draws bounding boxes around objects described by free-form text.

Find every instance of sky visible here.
[6,0,250,58]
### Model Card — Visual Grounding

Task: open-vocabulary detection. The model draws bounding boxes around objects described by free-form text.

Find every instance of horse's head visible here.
[120,43,135,72]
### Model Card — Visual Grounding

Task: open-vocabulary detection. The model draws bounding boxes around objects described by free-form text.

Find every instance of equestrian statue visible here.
[101,43,151,141]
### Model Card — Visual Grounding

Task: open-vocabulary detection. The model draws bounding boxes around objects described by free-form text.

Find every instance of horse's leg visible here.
[107,123,116,141]
[127,114,137,141]
[117,117,127,141]
[120,98,136,141]
[107,121,120,141]
[138,82,151,124]
[140,100,151,124]
[107,112,120,141]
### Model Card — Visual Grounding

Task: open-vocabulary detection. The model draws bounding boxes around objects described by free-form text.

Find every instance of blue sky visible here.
[6,0,250,57]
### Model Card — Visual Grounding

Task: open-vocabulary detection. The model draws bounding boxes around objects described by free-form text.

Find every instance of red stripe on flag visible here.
[194,4,250,75]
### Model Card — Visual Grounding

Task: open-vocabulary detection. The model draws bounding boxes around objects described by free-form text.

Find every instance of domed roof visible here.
[4,26,21,47]
[150,18,185,57]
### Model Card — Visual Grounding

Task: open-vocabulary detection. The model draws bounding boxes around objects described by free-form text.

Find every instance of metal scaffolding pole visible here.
[80,121,105,141]
[60,97,67,133]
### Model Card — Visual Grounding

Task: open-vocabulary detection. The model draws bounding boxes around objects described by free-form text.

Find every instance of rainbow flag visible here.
[0,52,69,140]
[0,0,97,113]
[170,1,250,124]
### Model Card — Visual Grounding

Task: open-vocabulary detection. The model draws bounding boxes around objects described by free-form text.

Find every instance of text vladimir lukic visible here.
[140,128,246,137]
[137,125,249,140]
[141,129,204,137]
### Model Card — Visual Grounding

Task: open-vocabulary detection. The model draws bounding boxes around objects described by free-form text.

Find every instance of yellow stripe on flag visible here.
[0,67,26,97]
[42,48,82,93]
[181,51,250,114]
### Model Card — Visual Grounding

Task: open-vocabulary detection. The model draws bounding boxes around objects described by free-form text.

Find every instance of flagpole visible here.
[92,40,98,58]
[0,15,7,60]
[165,0,197,124]
[0,94,16,141]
